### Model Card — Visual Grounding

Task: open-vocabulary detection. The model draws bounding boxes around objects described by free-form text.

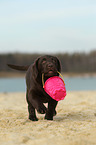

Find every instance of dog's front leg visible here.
[28,102,38,121]
[26,91,38,121]
[28,90,47,115]
[45,99,58,120]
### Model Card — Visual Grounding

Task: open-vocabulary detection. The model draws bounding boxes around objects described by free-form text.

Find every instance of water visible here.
[64,77,96,91]
[0,78,26,93]
[0,76,96,93]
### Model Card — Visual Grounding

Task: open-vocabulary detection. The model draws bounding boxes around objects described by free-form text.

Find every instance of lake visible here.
[0,76,96,93]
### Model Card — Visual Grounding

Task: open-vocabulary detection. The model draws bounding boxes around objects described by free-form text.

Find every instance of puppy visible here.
[8,55,61,121]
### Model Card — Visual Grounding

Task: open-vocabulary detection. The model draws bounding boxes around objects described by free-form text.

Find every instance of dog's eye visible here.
[52,59,56,63]
[42,61,46,64]
[42,59,46,64]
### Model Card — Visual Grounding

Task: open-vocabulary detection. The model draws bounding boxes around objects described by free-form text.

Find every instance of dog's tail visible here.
[7,64,30,71]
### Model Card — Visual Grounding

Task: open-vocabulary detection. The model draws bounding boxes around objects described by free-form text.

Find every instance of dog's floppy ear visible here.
[57,58,61,72]
[32,57,40,79]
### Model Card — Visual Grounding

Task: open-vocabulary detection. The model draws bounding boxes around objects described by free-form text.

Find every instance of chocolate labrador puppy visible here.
[8,55,61,121]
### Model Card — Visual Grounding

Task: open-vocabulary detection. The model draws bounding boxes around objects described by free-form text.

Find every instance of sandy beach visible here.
[0,91,96,145]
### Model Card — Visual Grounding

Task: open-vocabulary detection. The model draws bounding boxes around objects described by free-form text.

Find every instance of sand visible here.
[0,91,96,145]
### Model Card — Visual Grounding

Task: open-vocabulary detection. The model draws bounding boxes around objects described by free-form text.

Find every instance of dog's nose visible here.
[48,63,53,68]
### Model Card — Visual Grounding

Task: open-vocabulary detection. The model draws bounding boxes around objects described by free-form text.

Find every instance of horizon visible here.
[0,49,96,55]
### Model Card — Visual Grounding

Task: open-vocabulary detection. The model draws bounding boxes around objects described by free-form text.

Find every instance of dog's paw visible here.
[37,104,47,114]
[29,116,38,121]
[44,112,53,120]
[44,115,53,120]
[53,110,57,116]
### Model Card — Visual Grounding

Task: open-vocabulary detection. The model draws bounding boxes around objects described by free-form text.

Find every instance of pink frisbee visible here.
[44,76,66,101]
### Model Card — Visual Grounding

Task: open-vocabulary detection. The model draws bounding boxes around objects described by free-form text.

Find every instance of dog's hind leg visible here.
[45,99,58,120]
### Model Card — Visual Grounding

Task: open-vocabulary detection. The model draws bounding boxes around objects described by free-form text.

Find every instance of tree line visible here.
[0,50,96,73]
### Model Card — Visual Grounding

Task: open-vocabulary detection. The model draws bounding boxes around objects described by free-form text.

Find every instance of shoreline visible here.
[0,72,26,78]
[0,71,96,78]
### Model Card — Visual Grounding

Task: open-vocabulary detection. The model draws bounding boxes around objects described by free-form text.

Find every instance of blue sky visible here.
[0,0,96,54]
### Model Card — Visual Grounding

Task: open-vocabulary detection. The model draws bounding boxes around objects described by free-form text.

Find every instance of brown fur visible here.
[8,55,61,121]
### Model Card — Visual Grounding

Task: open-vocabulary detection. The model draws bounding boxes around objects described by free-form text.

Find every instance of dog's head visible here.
[32,55,61,80]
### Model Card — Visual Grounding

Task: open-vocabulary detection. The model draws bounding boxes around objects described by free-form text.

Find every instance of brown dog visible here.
[8,55,61,121]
